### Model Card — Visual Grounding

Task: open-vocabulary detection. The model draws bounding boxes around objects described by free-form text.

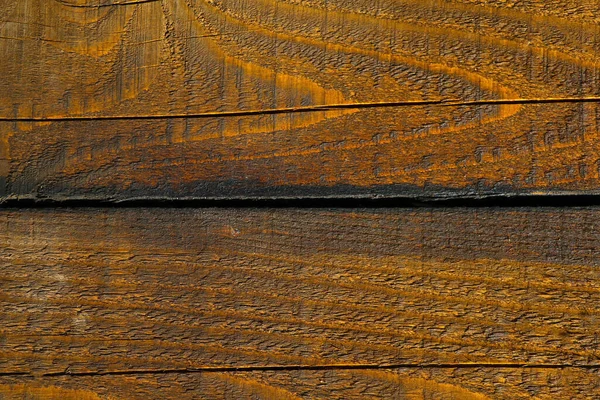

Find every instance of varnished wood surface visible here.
[2,207,600,397]
[3,1,600,200]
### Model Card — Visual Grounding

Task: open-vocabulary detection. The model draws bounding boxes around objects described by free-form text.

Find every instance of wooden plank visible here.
[1,367,599,399]
[2,1,600,200]
[2,207,600,382]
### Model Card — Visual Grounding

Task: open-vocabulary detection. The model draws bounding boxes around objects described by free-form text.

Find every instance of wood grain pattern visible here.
[2,207,600,397]
[2,0,600,200]
[2,367,599,399]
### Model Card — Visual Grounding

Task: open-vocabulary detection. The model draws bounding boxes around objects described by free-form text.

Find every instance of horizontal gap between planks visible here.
[5,194,600,208]
[1,97,600,122]
[3,363,600,378]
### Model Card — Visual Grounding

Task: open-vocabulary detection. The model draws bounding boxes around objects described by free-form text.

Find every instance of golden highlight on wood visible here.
[2,0,600,200]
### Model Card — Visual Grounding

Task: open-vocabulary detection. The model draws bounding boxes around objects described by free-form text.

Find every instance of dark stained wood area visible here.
[1,208,600,397]
[2,0,600,200]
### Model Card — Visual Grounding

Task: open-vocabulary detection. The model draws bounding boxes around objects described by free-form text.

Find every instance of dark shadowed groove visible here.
[4,194,600,208]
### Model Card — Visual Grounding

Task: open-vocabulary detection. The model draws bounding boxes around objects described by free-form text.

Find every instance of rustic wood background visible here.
[2,0,600,398]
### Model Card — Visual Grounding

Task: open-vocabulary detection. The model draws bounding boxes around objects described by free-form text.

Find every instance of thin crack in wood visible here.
[0,34,226,44]
[2,97,600,122]
[54,0,159,8]
[1,363,598,378]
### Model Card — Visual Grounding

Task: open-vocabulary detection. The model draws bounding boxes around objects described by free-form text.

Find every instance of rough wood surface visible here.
[2,207,600,397]
[3,0,600,200]
[1,368,599,399]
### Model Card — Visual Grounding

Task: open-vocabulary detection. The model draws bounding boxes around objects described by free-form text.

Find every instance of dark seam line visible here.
[4,195,600,209]
[2,363,599,378]
[54,0,159,8]
[1,97,600,122]
[0,34,225,44]
[0,99,449,121]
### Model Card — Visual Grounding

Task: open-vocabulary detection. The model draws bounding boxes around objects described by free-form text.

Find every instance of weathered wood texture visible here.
[3,1,600,200]
[1,368,599,399]
[2,208,600,397]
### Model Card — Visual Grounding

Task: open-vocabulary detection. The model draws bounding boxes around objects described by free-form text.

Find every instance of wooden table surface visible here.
[1,0,600,398]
